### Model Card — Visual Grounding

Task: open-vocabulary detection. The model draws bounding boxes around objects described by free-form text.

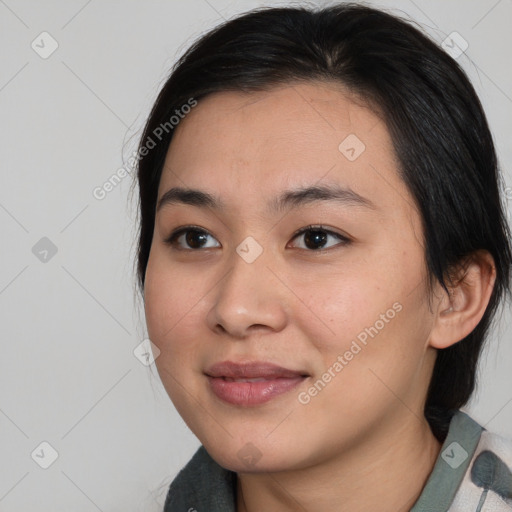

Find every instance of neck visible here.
[236,413,441,512]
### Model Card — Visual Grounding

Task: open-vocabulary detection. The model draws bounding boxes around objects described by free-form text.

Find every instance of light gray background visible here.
[1,0,511,510]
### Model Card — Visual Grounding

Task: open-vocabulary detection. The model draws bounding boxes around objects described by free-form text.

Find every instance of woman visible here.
[135,3,512,511]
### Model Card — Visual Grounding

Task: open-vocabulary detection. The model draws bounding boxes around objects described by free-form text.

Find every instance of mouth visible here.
[205,361,309,406]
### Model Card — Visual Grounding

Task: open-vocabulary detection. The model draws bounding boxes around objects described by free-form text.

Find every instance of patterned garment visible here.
[164,410,512,512]
[411,412,512,511]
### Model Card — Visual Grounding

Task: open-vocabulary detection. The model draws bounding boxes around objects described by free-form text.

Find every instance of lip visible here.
[205,361,308,406]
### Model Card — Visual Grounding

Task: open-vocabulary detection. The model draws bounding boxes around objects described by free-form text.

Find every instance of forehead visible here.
[166,82,380,163]
[158,82,412,216]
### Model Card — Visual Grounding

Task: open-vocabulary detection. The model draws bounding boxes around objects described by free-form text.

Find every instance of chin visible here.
[201,433,309,474]
[207,447,293,474]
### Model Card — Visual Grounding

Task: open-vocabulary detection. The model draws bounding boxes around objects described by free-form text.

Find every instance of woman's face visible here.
[144,82,440,472]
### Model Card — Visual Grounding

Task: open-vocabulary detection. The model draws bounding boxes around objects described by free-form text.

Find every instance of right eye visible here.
[164,226,221,250]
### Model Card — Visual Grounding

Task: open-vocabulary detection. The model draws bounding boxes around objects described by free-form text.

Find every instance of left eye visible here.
[289,225,350,251]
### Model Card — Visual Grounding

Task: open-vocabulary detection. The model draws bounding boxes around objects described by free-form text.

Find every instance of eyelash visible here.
[164,224,351,252]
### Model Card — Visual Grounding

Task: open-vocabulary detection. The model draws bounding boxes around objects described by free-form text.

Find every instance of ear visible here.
[429,250,496,349]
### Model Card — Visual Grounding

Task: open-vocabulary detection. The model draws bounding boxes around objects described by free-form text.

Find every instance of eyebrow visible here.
[156,183,375,214]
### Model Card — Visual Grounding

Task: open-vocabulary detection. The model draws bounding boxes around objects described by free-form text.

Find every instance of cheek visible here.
[144,253,193,352]
[295,251,431,376]
[302,297,432,432]
[144,257,207,411]
[291,265,394,351]
[144,269,172,344]
[144,252,217,378]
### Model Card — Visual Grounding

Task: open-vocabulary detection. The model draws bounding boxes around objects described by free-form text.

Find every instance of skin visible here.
[143,82,496,511]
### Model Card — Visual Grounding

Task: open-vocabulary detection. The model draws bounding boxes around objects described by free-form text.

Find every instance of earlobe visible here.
[429,251,496,350]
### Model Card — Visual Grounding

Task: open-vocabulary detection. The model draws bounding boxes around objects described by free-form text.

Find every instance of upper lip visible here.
[205,361,308,379]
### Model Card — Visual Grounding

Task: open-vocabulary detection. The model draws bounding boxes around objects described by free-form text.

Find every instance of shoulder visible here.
[163,445,237,512]
[412,410,512,511]
[449,414,512,511]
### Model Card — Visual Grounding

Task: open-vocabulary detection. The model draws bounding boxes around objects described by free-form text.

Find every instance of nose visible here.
[206,252,288,339]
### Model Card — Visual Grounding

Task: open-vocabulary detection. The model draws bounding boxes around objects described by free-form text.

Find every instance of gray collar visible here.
[164,445,236,511]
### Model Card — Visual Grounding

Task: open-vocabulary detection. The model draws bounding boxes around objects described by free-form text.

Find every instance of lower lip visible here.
[207,376,306,406]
